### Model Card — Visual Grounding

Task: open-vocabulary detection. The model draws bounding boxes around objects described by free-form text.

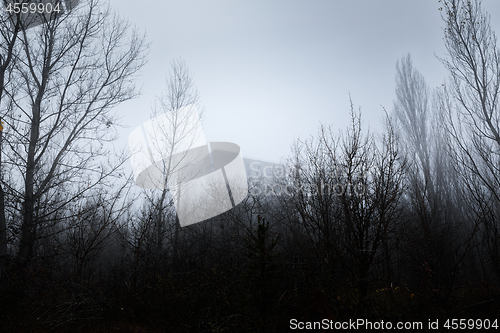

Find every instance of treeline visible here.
[2,0,500,332]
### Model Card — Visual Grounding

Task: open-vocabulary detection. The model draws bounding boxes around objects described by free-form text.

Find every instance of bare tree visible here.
[438,0,500,282]
[393,54,468,294]
[283,101,406,312]
[0,0,148,276]
[129,59,204,269]
[0,0,26,281]
[394,54,434,201]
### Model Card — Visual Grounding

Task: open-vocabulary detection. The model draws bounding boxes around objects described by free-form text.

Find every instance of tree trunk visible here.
[0,184,7,282]
[0,129,7,281]
[16,93,42,267]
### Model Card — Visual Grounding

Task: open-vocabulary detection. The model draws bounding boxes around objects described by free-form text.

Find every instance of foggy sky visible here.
[109,0,500,164]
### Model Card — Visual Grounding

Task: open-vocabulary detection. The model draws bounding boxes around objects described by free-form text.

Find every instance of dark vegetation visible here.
[1,0,500,331]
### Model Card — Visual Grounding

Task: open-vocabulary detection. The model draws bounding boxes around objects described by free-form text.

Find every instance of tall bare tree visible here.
[393,54,467,294]
[438,0,500,281]
[131,59,204,268]
[0,0,60,279]
[0,0,147,275]
[0,0,28,281]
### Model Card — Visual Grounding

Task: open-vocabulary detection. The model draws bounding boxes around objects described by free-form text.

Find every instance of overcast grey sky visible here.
[109,0,500,164]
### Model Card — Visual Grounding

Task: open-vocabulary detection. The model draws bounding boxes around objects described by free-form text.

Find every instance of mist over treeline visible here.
[1,0,500,331]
